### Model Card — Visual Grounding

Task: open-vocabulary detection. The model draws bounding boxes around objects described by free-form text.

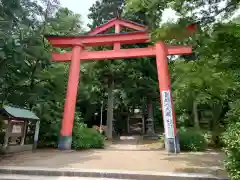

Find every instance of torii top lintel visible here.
[45,18,150,48]
[45,18,193,62]
[88,17,148,35]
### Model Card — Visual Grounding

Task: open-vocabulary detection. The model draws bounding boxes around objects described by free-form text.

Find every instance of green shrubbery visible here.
[222,122,240,180]
[159,127,208,151]
[178,127,207,151]
[38,112,104,149]
[72,123,104,149]
[222,100,240,180]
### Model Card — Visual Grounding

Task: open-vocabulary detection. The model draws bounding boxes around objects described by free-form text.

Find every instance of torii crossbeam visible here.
[45,18,194,153]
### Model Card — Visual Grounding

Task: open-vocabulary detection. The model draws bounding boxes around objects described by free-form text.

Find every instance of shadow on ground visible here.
[163,150,227,176]
[0,149,102,168]
[0,143,227,177]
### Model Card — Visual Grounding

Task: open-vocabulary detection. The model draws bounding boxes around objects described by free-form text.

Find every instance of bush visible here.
[211,128,225,148]
[221,100,240,180]
[201,130,224,148]
[72,123,104,149]
[222,122,240,180]
[178,127,207,151]
[158,135,165,144]
[202,130,212,145]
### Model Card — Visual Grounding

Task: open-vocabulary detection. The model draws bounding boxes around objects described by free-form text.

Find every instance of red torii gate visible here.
[45,18,193,153]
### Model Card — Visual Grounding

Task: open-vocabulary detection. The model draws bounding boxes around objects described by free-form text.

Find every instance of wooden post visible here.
[3,120,11,148]
[20,120,28,146]
[142,115,145,134]
[106,78,114,139]
[114,23,121,50]
[127,117,130,134]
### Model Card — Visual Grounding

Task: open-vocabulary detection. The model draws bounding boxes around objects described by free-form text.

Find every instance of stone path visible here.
[105,136,164,150]
[106,136,142,150]
[0,174,127,180]
[0,174,128,180]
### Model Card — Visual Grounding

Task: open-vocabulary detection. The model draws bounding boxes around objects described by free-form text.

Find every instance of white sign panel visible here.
[34,121,40,142]
[162,90,174,138]
[12,125,22,134]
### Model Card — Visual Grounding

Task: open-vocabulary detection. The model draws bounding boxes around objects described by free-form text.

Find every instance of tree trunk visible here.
[84,103,96,125]
[193,101,200,129]
[211,103,222,131]
[0,59,7,76]
[107,78,114,139]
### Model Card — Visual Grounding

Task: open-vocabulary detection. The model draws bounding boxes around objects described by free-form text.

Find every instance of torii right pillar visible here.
[156,42,180,153]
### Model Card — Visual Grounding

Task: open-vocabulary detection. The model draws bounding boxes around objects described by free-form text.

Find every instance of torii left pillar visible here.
[58,44,83,150]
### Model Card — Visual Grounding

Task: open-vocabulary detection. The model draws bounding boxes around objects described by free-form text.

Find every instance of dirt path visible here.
[105,136,164,150]
[0,148,226,176]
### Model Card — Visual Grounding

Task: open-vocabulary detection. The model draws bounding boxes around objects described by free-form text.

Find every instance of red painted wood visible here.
[60,45,82,136]
[52,52,72,62]
[155,42,177,136]
[114,22,121,50]
[118,19,147,31]
[51,46,192,62]
[88,18,147,35]
[88,18,117,35]
[51,47,154,61]
[167,45,192,54]
[81,46,155,60]
[186,23,197,33]
[45,31,149,47]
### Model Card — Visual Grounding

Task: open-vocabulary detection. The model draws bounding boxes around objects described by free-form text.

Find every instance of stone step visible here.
[0,174,127,180]
[0,166,229,180]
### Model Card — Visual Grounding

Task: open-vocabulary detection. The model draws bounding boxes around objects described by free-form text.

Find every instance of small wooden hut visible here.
[0,106,40,153]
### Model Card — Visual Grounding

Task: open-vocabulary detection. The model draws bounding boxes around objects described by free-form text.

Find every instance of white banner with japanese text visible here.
[162,90,174,138]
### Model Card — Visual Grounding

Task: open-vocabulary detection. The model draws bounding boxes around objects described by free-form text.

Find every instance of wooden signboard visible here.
[11,121,24,136]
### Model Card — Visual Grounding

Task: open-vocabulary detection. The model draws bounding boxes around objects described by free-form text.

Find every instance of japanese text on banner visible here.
[162,90,174,138]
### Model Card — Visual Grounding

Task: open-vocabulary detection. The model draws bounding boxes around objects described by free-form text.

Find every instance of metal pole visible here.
[174,137,177,154]
[33,120,40,152]
[100,101,103,133]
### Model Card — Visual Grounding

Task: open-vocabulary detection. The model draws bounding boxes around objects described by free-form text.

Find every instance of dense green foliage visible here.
[223,121,240,180]
[72,113,104,149]
[0,0,103,149]
[178,128,207,151]
[222,101,240,180]
[72,125,104,149]
[159,128,208,151]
